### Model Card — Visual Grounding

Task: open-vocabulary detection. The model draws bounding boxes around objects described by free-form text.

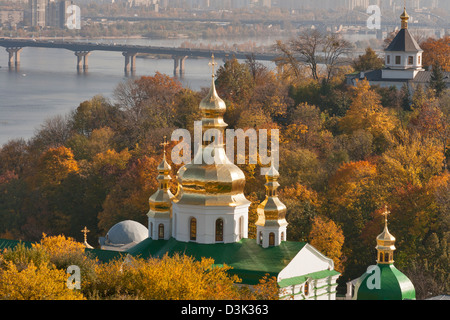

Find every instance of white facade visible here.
[256,223,287,248]
[383,49,423,80]
[148,215,172,240]
[278,244,340,300]
[172,203,249,244]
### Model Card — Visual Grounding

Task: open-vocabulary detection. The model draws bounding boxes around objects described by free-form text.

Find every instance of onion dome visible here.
[255,163,287,227]
[376,206,396,264]
[174,55,250,207]
[400,7,409,29]
[353,206,416,300]
[148,137,174,217]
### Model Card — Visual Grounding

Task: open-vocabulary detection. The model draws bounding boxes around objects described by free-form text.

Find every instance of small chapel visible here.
[345,207,416,300]
[99,57,341,300]
[346,7,450,91]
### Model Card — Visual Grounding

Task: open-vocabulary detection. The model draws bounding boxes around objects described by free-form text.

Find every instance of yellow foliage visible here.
[36,146,79,186]
[339,79,397,140]
[92,148,132,172]
[92,254,245,300]
[0,260,85,300]
[308,216,345,272]
[32,233,86,258]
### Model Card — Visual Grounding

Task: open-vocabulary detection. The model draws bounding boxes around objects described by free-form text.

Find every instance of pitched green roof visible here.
[0,239,33,251]
[354,263,416,300]
[126,238,307,285]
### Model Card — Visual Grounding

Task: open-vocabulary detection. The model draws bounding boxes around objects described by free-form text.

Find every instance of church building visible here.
[101,58,341,300]
[346,7,450,91]
[345,207,416,300]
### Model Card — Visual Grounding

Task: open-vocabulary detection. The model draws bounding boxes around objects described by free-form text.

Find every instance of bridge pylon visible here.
[123,51,137,75]
[173,55,188,77]
[75,51,91,72]
[5,47,22,69]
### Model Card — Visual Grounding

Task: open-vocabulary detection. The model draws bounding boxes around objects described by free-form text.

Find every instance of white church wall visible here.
[278,244,335,281]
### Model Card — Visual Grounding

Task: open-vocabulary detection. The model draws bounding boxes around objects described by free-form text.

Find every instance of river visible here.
[0,34,376,146]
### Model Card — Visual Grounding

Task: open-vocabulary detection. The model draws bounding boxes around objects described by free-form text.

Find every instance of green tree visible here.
[352,47,384,72]
[428,62,447,98]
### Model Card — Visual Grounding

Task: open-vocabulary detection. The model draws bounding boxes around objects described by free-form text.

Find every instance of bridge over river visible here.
[0,38,279,75]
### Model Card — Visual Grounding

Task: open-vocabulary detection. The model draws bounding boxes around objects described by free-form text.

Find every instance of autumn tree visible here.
[114,72,182,146]
[420,36,450,72]
[276,29,352,83]
[0,261,85,300]
[339,79,397,153]
[308,216,345,272]
[70,95,121,137]
[215,57,254,106]
[97,155,159,233]
[34,146,79,187]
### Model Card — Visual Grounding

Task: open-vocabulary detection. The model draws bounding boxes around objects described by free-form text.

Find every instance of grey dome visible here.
[106,220,148,245]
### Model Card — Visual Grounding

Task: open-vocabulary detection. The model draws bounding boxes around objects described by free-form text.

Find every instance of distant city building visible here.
[26,0,73,28]
[29,0,46,27]
[0,10,24,27]
[47,0,72,28]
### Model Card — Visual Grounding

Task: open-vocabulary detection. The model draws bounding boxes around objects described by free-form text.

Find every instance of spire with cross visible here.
[382,205,390,225]
[81,226,93,249]
[208,54,217,79]
[160,135,169,156]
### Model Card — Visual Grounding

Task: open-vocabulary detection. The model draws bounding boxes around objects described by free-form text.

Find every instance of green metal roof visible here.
[0,239,33,251]
[126,238,307,285]
[354,263,416,300]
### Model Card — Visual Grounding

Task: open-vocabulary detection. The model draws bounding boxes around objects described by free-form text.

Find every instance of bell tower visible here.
[255,162,288,248]
[376,206,396,264]
[147,137,174,240]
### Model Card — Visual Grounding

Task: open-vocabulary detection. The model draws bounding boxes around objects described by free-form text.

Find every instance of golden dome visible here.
[173,55,250,207]
[148,140,174,216]
[376,206,396,263]
[400,7,409,29]
[255,163,287,227]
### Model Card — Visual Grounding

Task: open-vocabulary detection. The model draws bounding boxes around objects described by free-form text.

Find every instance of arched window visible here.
[269,232,275,247]
[258,232,263,245]
[190,218,197,241]
[385,252,390,262]
[215,218,224,242]
[281,232,285,241]
[158,224,164,239]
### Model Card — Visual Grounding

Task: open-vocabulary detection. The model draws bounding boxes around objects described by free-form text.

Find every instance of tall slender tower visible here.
[147,137,174,240]
[172,55,251,244]
[255,162,288,248]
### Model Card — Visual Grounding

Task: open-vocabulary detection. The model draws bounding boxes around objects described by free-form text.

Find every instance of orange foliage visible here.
[35,146,79,186]
[420,36,450,71]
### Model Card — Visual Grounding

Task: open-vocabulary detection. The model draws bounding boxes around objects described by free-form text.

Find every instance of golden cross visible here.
[81,226,90,243]
[160,135,169,154]
[208,54,217,78]
[381,205,390,225]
